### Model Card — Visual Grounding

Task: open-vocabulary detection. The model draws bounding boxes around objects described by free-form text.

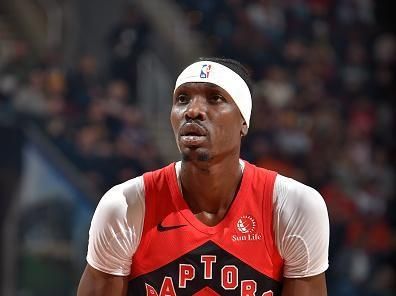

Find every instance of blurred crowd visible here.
[0,8,161,193]
[178,0,395,295]
[0,1,395,295]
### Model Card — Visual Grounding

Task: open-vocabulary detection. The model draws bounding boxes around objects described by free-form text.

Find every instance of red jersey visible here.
[128,161,283,295]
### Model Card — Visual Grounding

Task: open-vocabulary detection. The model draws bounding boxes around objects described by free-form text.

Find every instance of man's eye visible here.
[177,94,189,103]
[210,94,225,103]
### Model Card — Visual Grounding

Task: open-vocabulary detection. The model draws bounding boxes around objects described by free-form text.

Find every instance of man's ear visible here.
[241,121,248,137]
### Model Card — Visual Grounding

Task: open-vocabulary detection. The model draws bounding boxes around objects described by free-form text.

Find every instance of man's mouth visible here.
[179,123,207,146]
[180,134,206,146]
[180,122,207,136]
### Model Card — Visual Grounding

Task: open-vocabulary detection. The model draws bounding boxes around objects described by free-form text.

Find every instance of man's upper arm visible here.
[282,273,327,296]
[77,264,129,296]
[273,175,329,295]
[79,176,145,294]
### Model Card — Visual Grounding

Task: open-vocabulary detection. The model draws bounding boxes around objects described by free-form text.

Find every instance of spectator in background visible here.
[102,79,132,133]
[108,5,150,99]
[256,65,295,109]
[1,39,34,82]
[66,54,101,113]
[12,67,48,118]
[46,69,67,113]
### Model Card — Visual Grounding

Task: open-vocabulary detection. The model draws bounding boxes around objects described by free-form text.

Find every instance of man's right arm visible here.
[78,177,146,296]
[77,264,129,296]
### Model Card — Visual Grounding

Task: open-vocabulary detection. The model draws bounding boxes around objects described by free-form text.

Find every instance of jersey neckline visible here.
[165,160,252,235]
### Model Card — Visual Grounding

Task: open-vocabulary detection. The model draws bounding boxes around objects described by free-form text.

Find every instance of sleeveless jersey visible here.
[128,161,284,295]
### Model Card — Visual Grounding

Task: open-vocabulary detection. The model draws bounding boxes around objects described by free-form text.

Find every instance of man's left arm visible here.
[282,273,327,296]
[273,176,330,296]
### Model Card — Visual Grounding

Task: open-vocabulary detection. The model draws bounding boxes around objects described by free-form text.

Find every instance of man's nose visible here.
[185,96,207,121]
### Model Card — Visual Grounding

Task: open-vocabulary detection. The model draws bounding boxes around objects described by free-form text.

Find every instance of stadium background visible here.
[0,0,394,295]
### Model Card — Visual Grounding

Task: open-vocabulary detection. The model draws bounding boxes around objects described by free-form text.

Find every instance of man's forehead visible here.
[173,82,237,106]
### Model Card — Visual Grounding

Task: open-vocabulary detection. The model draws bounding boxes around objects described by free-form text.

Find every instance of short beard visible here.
[181,151,210,162]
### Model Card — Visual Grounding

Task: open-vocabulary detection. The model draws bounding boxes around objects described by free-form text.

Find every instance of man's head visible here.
[170,57,253,163]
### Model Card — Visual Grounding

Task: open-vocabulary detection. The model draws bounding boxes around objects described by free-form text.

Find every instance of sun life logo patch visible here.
[232,215,262,242]
[236,215,257,234]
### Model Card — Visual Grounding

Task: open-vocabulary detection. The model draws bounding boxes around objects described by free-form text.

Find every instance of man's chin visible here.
[181,149,210,162]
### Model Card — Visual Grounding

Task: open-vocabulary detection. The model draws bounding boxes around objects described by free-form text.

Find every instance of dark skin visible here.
[77,82,327,296]
[171,82,247,225]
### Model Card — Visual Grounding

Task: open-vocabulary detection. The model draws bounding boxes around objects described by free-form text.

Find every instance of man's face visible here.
[170,82,247,162]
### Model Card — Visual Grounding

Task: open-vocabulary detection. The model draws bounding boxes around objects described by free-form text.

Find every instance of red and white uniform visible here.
[87,160,329,295]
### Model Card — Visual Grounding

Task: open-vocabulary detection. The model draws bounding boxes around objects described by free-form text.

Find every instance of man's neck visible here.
[179,156,243,225]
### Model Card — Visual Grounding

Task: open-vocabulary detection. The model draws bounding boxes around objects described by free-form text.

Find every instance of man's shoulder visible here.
[101,175,145,208]
[276,174,319,195]
[274,174,326,211]
[242,160,321,200]
[243,160,278,182]
[243,160,277,173]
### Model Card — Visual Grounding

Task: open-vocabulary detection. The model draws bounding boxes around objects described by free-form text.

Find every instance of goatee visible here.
[181,151,210,162]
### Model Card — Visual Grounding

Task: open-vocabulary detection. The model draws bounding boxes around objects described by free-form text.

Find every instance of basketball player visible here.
[77,58,329,296]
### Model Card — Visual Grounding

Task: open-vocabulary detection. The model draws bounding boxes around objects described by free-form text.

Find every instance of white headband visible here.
[174,61,252,128]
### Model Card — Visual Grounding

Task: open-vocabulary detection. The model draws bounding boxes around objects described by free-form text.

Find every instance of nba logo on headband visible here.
[200,64,211,78]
